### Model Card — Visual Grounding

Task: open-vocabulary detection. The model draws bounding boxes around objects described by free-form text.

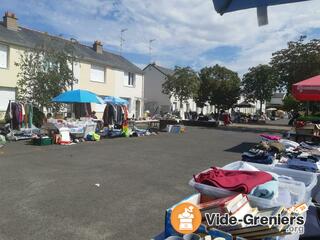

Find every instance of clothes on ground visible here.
[300,141,320,151]
[260,134,281,141]
[242,151,274,164]
[279,139,300,149]
[287,158,320,173]
[245,135,320,173]
[194,167,273,194]
[108,128,123,138]
[268,142,285,153]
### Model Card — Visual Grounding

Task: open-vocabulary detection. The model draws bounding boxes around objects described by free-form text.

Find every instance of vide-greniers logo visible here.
[170,202,202,234]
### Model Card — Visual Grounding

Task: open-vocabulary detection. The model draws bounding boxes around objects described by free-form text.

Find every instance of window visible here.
[186,102,190,112]
[90,65,105,83]
[124,72,135,86]
[173,102,178,111]
[0,44,8,68]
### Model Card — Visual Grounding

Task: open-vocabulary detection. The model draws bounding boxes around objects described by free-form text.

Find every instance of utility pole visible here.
[120,28,128,55]
[149,39,156,63]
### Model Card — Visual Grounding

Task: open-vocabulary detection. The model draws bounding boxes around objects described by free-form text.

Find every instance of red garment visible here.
[223,113,231,125]
[194,167,273,194]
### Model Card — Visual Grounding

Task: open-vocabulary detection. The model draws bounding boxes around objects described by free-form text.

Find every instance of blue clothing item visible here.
[242,152,273,164]
[108,129,123,138]
[250,180,279,199]
[288,158,319,172]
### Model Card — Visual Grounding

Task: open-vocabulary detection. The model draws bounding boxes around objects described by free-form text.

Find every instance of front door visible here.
[135,100,141,119]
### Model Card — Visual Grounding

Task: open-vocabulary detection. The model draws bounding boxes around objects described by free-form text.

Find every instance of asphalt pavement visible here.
[0,127,264,240]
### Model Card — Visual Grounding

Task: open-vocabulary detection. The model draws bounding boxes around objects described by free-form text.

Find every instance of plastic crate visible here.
[224,161,317,203]
[189,166,308,209]
[32,137,52,146]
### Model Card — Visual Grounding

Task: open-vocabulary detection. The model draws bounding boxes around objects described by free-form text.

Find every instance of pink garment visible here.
[194,167,273,194]
[260,134,281,141]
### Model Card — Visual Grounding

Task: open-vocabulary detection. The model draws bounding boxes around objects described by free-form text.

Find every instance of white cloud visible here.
[2,0,320,73]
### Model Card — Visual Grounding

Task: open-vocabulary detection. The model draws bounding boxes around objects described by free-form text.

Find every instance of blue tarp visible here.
[52,89,104,104]
[212,0,310,15]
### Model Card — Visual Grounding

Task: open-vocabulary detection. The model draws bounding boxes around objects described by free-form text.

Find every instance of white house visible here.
[143,63,215,117]
[112,69,144,118]
[267,93,286,108]
[0,12,144,120]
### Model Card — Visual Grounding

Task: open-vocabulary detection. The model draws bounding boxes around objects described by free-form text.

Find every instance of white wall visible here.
[270,98,283,105]
[236,96,266,114]
[144,65,201,117]
[0,87,15,111]
[113,69,143,118]
[143,65,171,111]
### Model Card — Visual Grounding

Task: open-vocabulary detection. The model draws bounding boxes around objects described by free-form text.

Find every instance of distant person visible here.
[46,113,54,123]
[235,111,241,123]
[222,111,232,126]
[288,111,300,126]
[91,111,98,119]
[260,112,267,121]
[209,112,215,120]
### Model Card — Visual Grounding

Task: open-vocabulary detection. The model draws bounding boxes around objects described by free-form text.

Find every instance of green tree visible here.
[199,65,240,111]
[242,64,277,112]
[15,42,76,111]
[194,68,211,109]
[162,66,199,110]
[270,36,320,92]
[282,94,302,112]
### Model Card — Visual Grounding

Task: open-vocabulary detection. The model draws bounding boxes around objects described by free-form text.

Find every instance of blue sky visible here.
[1,0,320,74]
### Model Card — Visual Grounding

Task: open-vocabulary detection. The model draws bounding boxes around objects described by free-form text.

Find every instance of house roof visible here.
[143,63,174,76]
[0,23,143,75]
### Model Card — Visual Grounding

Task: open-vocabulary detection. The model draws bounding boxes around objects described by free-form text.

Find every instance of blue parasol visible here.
[52,89,104,104]
[103,96,129,105]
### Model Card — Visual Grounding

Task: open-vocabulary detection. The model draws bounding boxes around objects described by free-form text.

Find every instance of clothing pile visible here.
[243,134,320,173]
[131,126,158,137]
[280,140,320,173]
[193,166,279,200]
[242,141,285,164]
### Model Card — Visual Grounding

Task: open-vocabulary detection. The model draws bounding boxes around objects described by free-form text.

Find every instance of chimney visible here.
[3,11,18,31]
[93,40,103,54]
